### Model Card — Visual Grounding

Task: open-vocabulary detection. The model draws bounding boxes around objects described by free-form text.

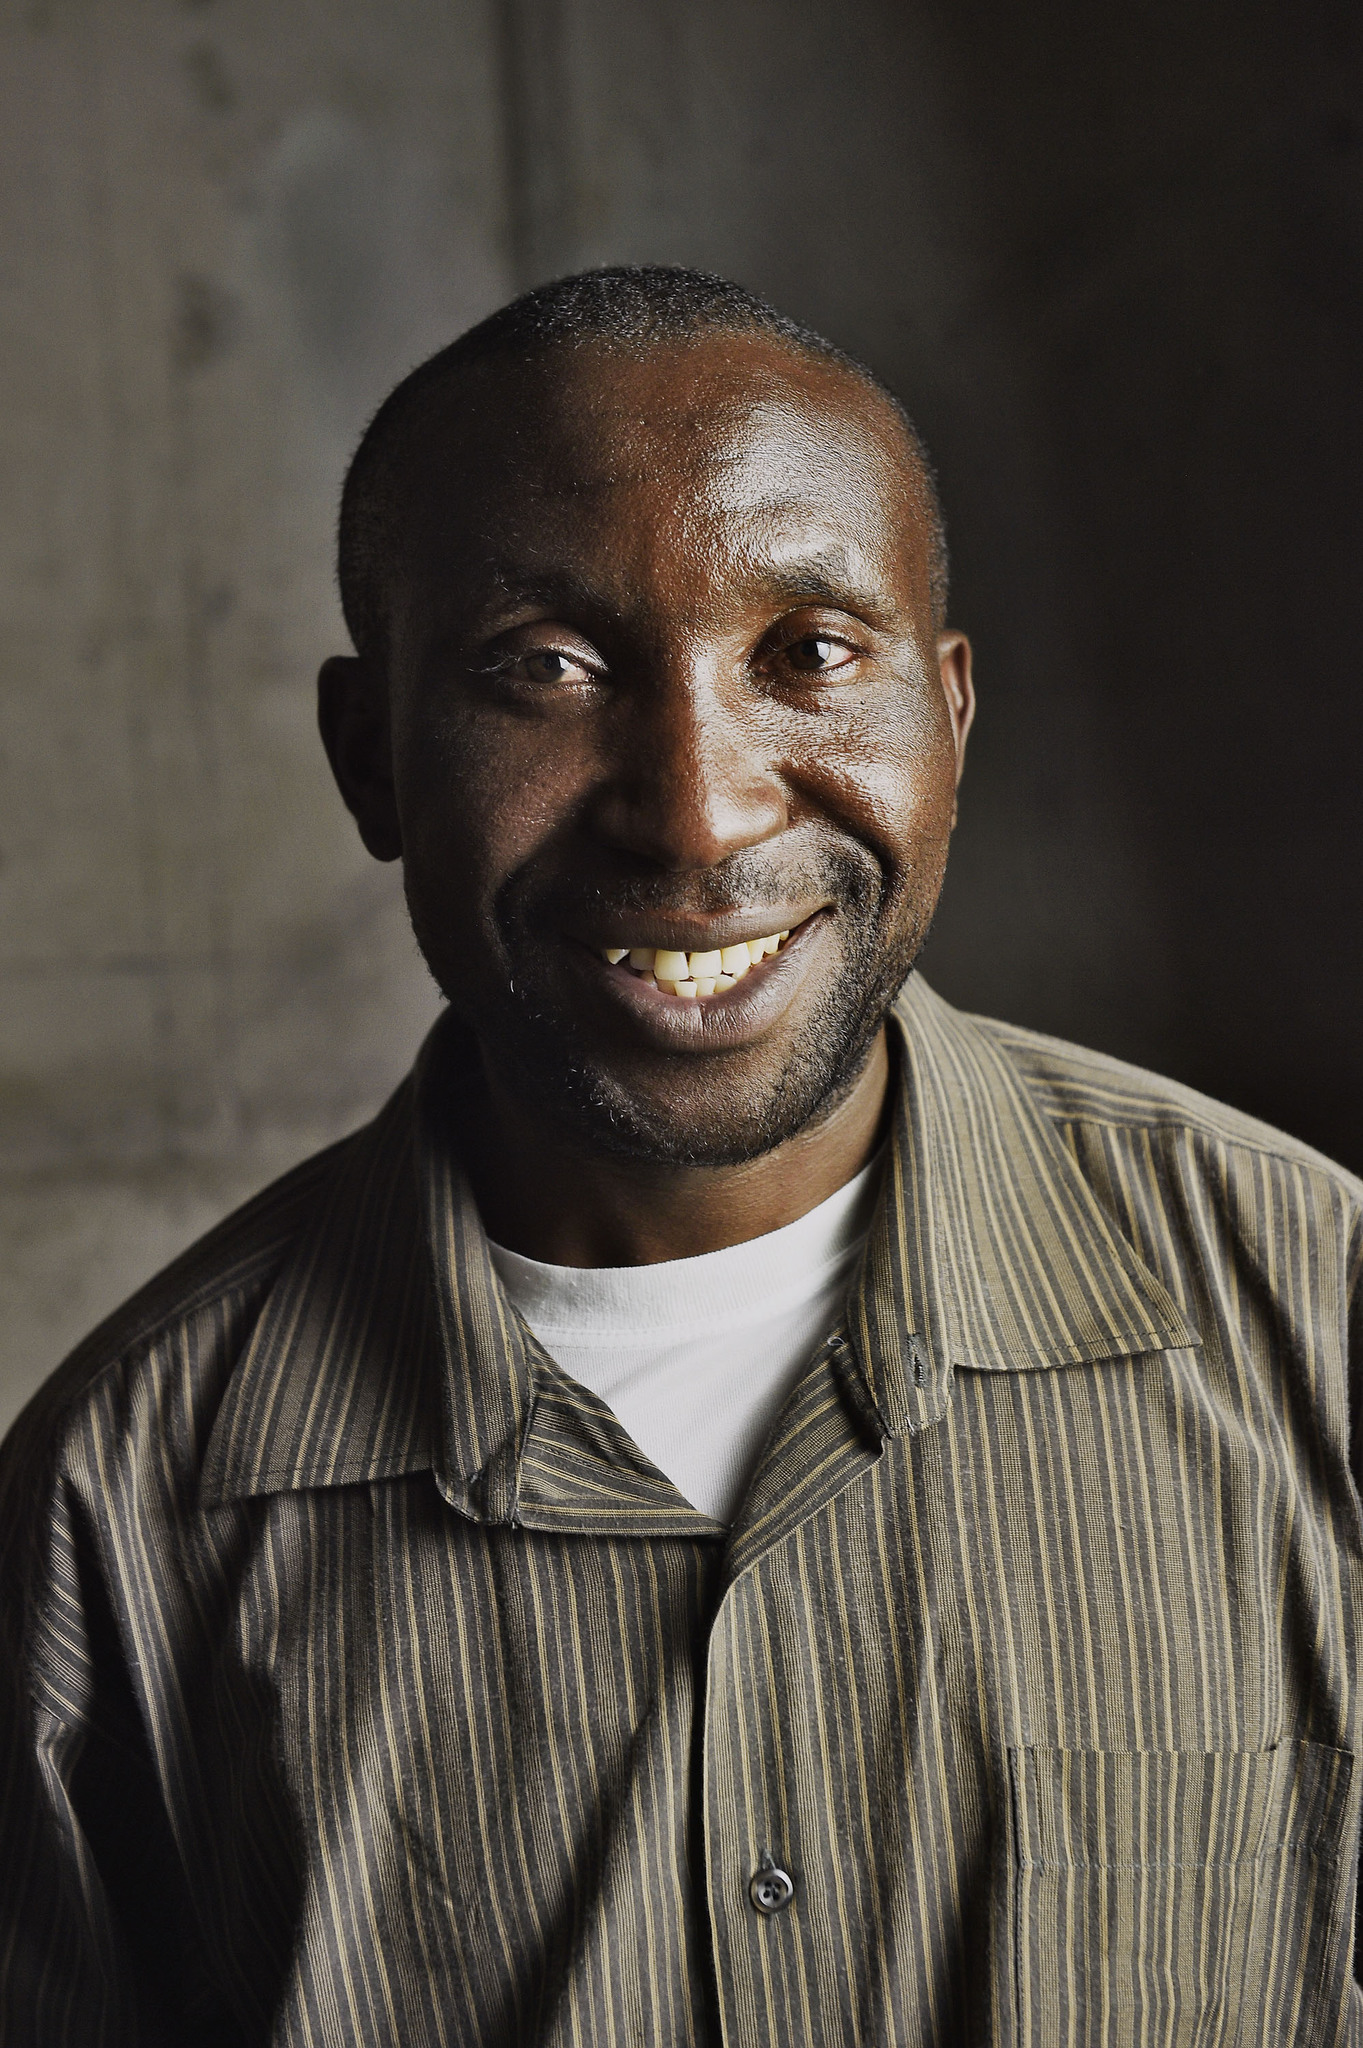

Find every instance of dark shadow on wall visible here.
[496,0,1363,1170]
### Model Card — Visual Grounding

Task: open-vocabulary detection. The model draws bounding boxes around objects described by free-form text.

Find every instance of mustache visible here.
[497,843,882,933]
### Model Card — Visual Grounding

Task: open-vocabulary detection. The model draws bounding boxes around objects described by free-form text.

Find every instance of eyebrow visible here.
[758,553,900,621]
[466,549,900,627]
[474,563,616,616]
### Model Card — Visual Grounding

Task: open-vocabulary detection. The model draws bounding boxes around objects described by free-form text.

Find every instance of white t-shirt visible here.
[487,1156,882,1523]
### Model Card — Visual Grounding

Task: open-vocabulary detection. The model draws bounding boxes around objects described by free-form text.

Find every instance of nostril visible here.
[588,764,788,870]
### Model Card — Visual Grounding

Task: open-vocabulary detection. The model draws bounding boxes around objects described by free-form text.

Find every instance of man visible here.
[2,265,1360,2047]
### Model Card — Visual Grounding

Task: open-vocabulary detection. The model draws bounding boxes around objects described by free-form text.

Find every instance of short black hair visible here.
[337,264,949,661]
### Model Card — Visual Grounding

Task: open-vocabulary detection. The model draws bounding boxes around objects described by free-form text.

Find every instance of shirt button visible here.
[749,1856,795,1914]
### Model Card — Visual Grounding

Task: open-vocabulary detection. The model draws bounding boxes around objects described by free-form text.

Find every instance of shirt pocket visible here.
[1007,1742,1356,2048]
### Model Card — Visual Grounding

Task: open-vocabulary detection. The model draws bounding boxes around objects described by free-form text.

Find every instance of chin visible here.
[425,888,930,1166]
[493,988,892,1169]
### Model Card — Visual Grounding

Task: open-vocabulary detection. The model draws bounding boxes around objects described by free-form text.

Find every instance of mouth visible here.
[598,926,793,1000]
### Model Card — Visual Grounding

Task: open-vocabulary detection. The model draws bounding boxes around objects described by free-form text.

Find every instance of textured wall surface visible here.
[0,0,506,1427]
[3,0,1360,1430]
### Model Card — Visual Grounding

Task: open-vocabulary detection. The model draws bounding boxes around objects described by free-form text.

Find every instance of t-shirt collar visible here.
[200,976,1196,1516]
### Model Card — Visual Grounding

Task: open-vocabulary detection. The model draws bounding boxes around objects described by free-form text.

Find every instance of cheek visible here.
[392,703,593,939]
[791,687,958,883]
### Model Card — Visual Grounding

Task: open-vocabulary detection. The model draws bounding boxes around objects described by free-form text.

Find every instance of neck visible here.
[459,1029,890,1267]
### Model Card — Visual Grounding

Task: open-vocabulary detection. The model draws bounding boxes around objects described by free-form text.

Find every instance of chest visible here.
[185,1352,1363,2045]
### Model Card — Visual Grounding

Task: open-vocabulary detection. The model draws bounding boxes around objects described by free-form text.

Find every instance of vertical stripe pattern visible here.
[2,976,1362,2045]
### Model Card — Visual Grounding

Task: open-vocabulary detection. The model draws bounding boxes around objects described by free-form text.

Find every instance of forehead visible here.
[399,336,934,623]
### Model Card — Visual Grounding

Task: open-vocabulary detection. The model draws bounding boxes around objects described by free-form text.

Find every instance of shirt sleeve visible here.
[0,1395,186,2046]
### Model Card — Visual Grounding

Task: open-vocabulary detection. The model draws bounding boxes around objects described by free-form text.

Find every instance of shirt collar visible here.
[847,975,1197,1442]
[201,977,1196,1514]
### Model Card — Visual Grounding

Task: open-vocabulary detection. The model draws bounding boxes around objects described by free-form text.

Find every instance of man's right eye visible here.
[505,649,596,687]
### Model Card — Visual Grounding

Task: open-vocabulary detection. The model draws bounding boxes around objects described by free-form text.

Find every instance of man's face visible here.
[331,334,973,1166]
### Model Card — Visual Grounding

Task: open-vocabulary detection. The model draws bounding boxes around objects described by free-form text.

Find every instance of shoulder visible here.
[0,1112,385,1508]
[977,1008,1362,1194]
[898,976,1363,1261]
[962,1010,1363,1298]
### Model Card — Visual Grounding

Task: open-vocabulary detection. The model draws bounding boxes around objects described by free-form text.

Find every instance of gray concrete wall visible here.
[0,0,508,1428]
[4,0,1360,1432]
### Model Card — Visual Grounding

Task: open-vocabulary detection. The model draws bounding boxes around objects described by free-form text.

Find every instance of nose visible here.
[587,669,788,871]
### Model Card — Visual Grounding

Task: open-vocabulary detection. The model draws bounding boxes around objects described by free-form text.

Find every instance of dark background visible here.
[498,0,1363,1166]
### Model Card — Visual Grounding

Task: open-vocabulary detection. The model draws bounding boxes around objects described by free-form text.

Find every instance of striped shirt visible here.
[2,973,1362,2046]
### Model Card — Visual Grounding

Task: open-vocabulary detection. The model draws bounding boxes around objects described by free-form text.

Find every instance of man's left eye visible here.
[784,636,855,674]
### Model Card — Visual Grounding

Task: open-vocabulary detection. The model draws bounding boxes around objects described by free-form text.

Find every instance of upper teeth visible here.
[600,931,791,998]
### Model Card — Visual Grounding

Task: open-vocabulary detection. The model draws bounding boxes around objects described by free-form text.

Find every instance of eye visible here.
[783,635,857,675]
[515,649,594,686]
[479,642,604,697]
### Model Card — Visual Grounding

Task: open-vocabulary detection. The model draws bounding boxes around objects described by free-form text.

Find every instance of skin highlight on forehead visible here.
[382,336,943,664]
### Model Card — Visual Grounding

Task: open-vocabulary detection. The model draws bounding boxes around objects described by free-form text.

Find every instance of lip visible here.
[571,904,828,957]
[574,909,831,1048]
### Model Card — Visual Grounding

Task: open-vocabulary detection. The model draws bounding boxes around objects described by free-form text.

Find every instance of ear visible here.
[936,631,975,826]
[317,655,403,862]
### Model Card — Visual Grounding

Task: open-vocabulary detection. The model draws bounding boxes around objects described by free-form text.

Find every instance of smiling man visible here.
[3,268,1363,2047]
